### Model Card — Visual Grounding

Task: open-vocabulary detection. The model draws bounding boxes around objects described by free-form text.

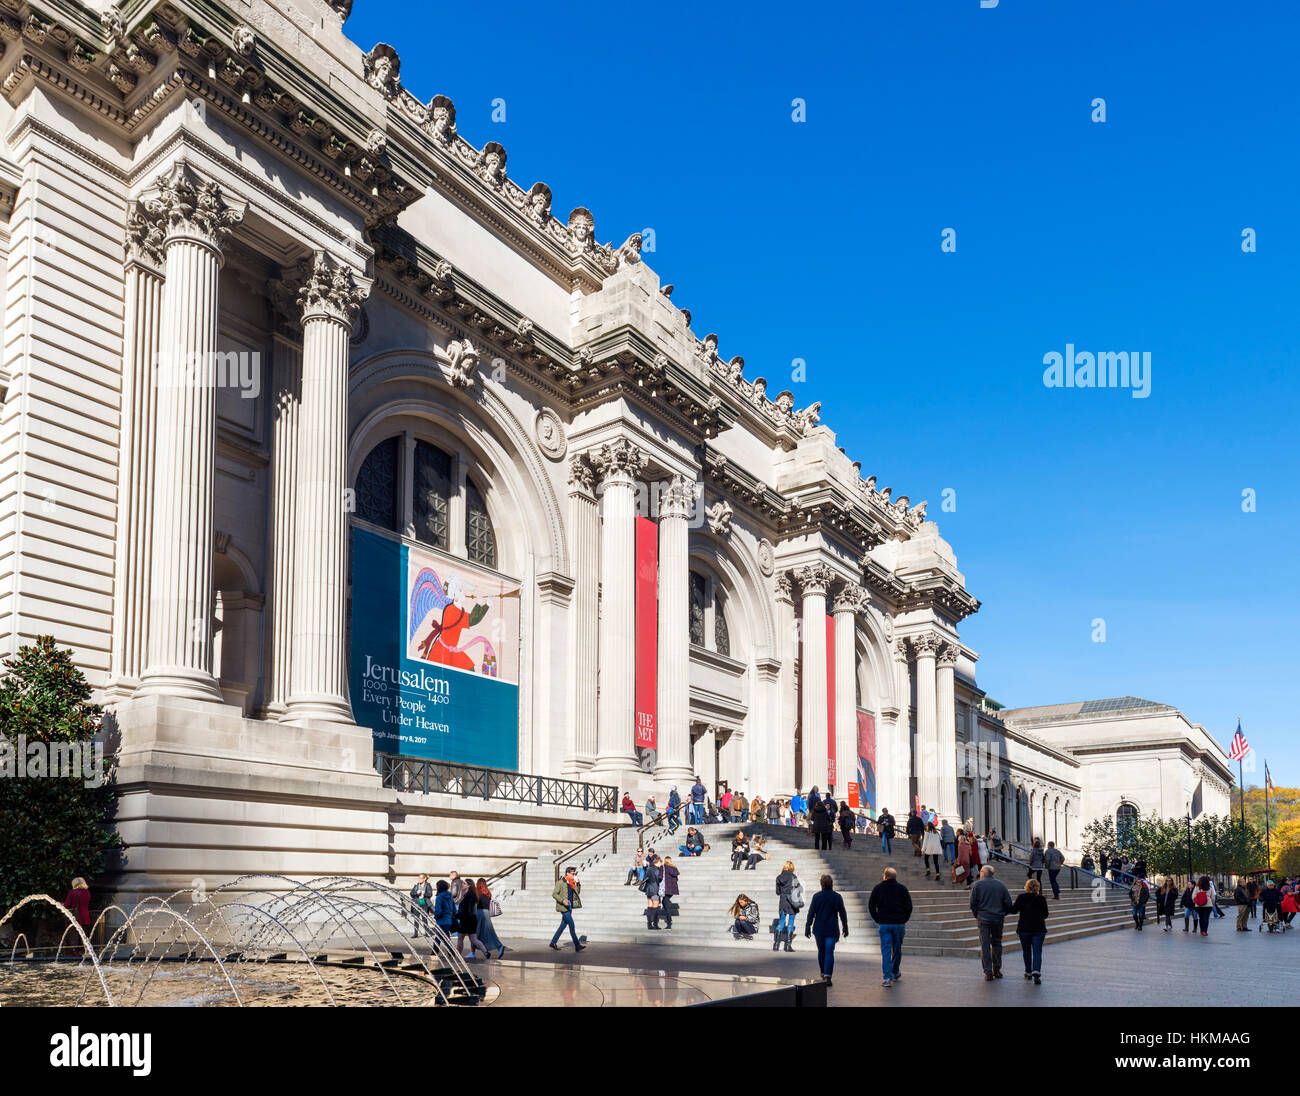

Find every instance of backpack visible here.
[1194,889,1208,907]
[789,878,805,909]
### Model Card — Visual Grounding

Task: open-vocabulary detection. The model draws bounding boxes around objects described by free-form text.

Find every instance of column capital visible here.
[832,582,866,615]
[893,637,911,661]
[567,451,597,495]
[910,631,941,657]
[590,438,646,485]
[774,571,795,604]
[126,200,166,271]
[660,473,698,521]
[143,162,246,253]
[795,562,835,597]
[936,643,959,667]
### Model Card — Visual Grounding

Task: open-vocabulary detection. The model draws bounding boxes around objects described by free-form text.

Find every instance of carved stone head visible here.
[427,95,457,144]
[774,390,794,415]
[567,207,595,252]
[363,44,401,99]
[526,182,552,224]
[479,142,507,187]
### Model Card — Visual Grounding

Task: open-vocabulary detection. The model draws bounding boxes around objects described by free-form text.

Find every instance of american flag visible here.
[1229,721,1250,762]
[1266,763,1273,792]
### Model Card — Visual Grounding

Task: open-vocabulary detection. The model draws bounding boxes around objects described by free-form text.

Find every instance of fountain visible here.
[0,876,491,1007]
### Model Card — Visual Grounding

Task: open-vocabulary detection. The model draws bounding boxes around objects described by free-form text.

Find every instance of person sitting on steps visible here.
[745,835,767,870]
[731,830,749,871]
[730,894,760,941]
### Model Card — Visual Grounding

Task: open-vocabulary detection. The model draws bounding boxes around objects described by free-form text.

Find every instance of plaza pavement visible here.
[497,914,1299,1006]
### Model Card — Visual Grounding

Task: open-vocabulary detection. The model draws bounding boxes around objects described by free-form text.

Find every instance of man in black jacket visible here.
[906,810,924,857]
[868,867,913,987]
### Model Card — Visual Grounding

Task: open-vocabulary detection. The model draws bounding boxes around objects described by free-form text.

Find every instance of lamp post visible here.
[1185,809,1193,884]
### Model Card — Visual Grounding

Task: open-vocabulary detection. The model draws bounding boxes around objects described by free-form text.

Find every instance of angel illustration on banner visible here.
[408,569,499,676]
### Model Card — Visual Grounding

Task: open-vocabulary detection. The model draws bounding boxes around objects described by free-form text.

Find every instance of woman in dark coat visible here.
[475,878,505,958]
[1157,878,1178,931]
[774,860,799,952]
[456,887,487,958]
[809,797,833,851]
[803,874,849,984]
[837,803,856,849]
[659,857,680,929]
[643,855,663,929]
[730,831,749,870]
[1010,877,1049,983]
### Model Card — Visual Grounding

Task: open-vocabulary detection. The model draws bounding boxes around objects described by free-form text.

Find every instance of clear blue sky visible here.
[351,0,1299,783]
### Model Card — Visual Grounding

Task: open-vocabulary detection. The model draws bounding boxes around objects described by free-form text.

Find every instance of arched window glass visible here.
[1116,803,1138,848]
[999,785,1007,835]
[356,437,399,531]
[465,478,496,569]
[413,441,451,549]
[689,572,707,647]
[713,592,730,656]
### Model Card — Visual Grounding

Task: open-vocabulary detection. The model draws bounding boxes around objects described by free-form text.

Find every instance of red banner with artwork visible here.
[856,710,877,817]
[825,613,836,788]
[634,515,658,752]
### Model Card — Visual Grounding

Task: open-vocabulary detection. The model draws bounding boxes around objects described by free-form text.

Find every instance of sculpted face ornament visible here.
[426,95,457,145]
[526,182,552,225]
[363,44,401,99]
[774,390,794,417]
[232,25,255,56]
[567,207,595,253]
[479,142,507,188]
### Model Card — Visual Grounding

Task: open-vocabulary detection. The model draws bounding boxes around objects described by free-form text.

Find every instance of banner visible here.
[825,613,836,789]
[856,710,877,818]
[350,525,520,768]
[634,515,658,769]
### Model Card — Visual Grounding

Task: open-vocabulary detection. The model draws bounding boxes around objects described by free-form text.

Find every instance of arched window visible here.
[413,441,452,549]
[1116,802,1138,848]
[999,784,1007,836]
[688,569,735,657]
[689,572,707,646]
[713,590,730,656]
[465,478,496,568]
[356,437,399,531]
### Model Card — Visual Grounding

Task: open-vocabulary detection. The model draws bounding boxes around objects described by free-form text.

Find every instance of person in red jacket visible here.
[64,877,91,955]
[1281,888,1298,929]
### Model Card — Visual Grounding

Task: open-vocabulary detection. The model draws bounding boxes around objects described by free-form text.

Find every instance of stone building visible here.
[0,0,1229,900]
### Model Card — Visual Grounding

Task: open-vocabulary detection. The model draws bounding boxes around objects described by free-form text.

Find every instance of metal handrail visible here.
[377,754,618,812]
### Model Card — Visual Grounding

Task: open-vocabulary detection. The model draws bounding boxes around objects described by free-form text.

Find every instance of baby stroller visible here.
[1260,906,1280,932]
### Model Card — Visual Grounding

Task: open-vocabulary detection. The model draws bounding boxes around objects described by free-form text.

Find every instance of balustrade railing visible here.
[376,754,618,813]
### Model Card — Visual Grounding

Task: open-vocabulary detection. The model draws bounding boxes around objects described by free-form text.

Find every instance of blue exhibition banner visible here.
[349,524,520,770]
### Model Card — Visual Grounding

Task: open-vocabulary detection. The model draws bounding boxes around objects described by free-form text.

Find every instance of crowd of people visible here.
[408,869,508,959]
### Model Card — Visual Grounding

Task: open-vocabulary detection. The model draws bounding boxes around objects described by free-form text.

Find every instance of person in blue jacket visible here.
[666,787,682,833]
[433,879,456,939]
[804,874,850,986]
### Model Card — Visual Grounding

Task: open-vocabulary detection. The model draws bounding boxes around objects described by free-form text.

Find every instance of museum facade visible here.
[0,0,1230,899]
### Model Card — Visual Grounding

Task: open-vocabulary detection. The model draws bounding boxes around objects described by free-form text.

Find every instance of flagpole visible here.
[1239,757,1244,825]
[1265,766,1272,874]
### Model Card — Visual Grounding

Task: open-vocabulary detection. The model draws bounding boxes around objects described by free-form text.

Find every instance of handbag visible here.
[953,863,966,880]
[489,898,502,917]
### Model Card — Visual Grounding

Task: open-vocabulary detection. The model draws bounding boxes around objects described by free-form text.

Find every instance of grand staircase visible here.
[492,819,1136,958]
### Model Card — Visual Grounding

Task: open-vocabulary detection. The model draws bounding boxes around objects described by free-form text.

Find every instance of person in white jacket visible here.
[921,823,944,882]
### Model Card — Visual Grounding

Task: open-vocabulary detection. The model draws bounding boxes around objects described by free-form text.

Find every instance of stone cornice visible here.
[897,571,981,625]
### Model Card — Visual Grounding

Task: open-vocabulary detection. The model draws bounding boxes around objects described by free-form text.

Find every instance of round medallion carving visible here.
[350,306,370,347]
[757,538,775,577]
[534,408,567,460]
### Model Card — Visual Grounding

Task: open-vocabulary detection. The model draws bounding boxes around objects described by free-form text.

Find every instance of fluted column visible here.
[590,439,645,777]
[655,474,695,782]
[832,584,860,797]
[137,164,245,701]
[284,253,369,725]
[796,563,834,792]
[107,205,165,696]
[564,453,599,775]
[935,643,960,818]
[774,573,797,792]
[912,633,939,811]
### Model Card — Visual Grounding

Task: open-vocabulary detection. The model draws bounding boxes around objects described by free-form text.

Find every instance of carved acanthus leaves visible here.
[833,583,866,615]
[567,452,596,495]
[909,632,941,657]
[125,200,165,267]
[142,163,245,250]
[443,339,479,389]
[661,475,698,522]
[297,251,370,326]
[774,571,794,602]
[705,499,733,537]
[936,643,959,667]
[795,563,835,597]
[589,439,646,484]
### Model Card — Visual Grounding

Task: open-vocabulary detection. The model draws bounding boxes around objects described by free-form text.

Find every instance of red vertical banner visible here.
[857,710,877,817]
[634,515,658,752]
[825,613,836,789]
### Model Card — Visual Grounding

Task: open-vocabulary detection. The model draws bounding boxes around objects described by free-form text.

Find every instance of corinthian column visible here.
[935,643,960,818]
[796,563,834,792]
[137,164,245,701]
[655,474,696,783]
[589,439,645,779]
[832,584,861,797]
[284,253,369,726]
[564,452,599,775]
[912,633,939,811]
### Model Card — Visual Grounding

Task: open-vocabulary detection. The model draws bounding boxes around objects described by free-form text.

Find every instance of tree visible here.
[1080,815,1119,861]
[1080,810,1267,881]
[0,637,123,937]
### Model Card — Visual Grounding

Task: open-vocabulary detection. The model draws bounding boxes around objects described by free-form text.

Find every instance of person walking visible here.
[838,801,856,849]
[1193,875,1213,936]
[767,797,782,825]
[1010,877,1049,985]
[1208,876,1225,919]
[1099,849,1108,879]
[730,894,760,941]
[988,827,1004,860]
[475,878,506,959]
[954,829,975,887]
[456,881,488,959]
[689,777,707,825]
[940,818,956,863]
[719,787,733,823]
[810,793,833,851]
[976,831,990,868]
[970,865,1014,980]
[774,860,802,953]
[868,866,913,988]
[409,873,433,937]
[433,879,456,939]
[449,870,467,904]
[63,878,91,955]
[666,787,682,834]
[878,808,896,855]
[1027,838,1045,886]
[907,810,924,857]
[1129,876,1150,930]
[921,821,944,881]
[749,794,766,824]
[1180,880,1196,932]
[1156,878,1177,931]
[642,854,663,930]
[1247,878,1259,920]
[1043,841,1065,899]
[549,865,586,952]
[790,790,806,827]
[804,874,850,986]
[1080,851,1095,873]
[1234,879,1251,931]
[659,857,680,929]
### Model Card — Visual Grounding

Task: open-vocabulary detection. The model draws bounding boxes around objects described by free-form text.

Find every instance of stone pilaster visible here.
[796,563,834,792]
[589,439,645,779]
[655,474,695,783]
[882,637,912,813]
[564,452,598,775]
[773,572,797,793]
[832,584,860,797]
[284,252,369,725]
[106,204,165,697]
[935,643,960,819]
[911,632,940,812]
[137,163,246,701]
